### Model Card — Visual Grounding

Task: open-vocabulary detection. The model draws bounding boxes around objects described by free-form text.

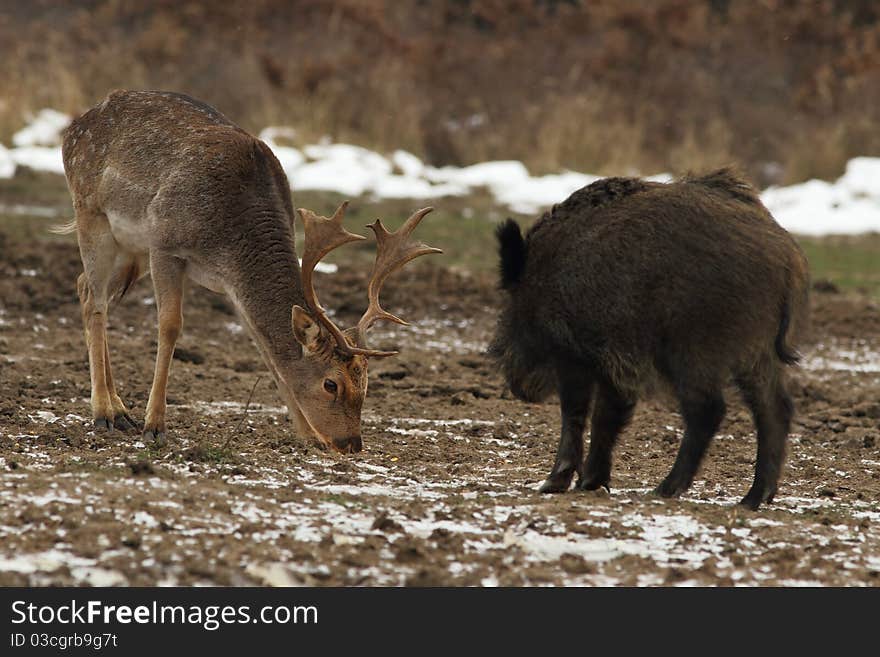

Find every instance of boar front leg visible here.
[539,369,593,493]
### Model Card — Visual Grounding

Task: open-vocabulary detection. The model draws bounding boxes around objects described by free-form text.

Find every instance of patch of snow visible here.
[298,259,337,274]
[28,492,82,506]
[0,549,92,574]
[133,511,160,528]
[0,144,15,178]
[70,566,127,587]
[3,109,879,235]
[9,145,65,175]
[763,159,880,235]
[313,482,445,501]
[12,109,70,147]
[0,202,60,217]
[493,171,599,215]
[186,400,287,416]
[29,410,60,424]
[506,512,732,570]
[504,530,622,562]
[392,150,425,178]
[803,348,880,374]
[245,562,303,587]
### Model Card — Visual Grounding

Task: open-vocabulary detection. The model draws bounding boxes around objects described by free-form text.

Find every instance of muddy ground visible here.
[1,204,879,586]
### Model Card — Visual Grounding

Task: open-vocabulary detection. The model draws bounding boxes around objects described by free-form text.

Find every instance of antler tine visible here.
[355,207,442,352]
[298,202,366,353]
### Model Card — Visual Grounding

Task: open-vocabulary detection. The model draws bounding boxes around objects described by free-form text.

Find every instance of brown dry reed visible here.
[2,0,880,185]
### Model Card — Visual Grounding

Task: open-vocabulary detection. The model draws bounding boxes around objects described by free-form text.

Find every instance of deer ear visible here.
[292,305,324,352]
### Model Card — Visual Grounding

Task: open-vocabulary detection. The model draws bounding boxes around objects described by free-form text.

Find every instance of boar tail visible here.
[496,218,526,288]
[775,296,800,365]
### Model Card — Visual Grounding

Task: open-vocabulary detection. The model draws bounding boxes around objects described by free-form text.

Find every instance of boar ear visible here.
[292,305,325,353]
[496,218,526,288]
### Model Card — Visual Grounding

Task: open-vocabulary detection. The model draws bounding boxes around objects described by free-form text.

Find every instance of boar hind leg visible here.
[540,369,593,494]
[656,387,726,498]
[577,382,635,492]
[736,370,792,510]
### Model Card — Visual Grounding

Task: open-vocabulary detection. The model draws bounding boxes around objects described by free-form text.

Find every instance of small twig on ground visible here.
[222,376,262,451]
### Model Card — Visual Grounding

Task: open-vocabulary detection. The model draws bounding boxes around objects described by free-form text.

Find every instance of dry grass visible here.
[2,1,880,184]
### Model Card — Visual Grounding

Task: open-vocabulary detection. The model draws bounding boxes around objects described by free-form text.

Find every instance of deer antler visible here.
[298,202,408,358]
[353,207,442,357]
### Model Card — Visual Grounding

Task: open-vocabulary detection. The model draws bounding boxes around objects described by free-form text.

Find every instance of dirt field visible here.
[1,186,879,587]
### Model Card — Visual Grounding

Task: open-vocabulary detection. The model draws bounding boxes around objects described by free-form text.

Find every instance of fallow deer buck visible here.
[58,90,440,452]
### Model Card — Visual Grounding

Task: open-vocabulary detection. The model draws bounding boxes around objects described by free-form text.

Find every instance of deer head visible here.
[288,202,441,453]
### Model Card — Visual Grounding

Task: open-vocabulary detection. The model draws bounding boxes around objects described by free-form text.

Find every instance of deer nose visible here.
[333,436,362,454]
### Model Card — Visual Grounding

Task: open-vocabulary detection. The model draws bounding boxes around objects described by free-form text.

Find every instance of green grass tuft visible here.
[798,234,880,298]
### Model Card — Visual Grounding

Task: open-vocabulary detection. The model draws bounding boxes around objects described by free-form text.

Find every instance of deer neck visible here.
[222,217,306,382]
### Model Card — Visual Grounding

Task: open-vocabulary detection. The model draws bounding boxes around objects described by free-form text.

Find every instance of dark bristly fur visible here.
[496,219,526,288]
[774,299,800,365]
[489,168,810,510]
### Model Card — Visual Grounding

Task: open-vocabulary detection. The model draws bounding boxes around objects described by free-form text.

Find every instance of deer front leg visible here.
[143,253,185,443]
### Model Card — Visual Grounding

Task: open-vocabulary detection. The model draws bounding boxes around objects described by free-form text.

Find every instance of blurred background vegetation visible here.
[2,1,880,295]
[2,0,880,186]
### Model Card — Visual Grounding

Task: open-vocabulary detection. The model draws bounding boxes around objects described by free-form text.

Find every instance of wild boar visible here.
[490,169,809,509]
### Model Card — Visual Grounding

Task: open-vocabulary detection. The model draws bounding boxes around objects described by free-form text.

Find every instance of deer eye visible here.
[323,379,338,394]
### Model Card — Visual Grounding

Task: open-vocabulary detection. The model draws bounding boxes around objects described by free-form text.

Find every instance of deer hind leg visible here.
[77,215,126,431]
[143,251,185,443]
[78,268,140,432]
[102,338,138,431]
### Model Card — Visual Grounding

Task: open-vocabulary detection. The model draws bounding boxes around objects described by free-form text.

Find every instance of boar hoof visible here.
[739,485,776,510]
[739,495,761,511]
[576,476,610,493]
[539,475,572,494]
[654,477,686,498]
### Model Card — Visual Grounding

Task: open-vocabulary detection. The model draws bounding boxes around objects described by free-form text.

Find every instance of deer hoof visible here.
[143,429,167,447]
[114,413,140,433]
[94,417,114,431]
